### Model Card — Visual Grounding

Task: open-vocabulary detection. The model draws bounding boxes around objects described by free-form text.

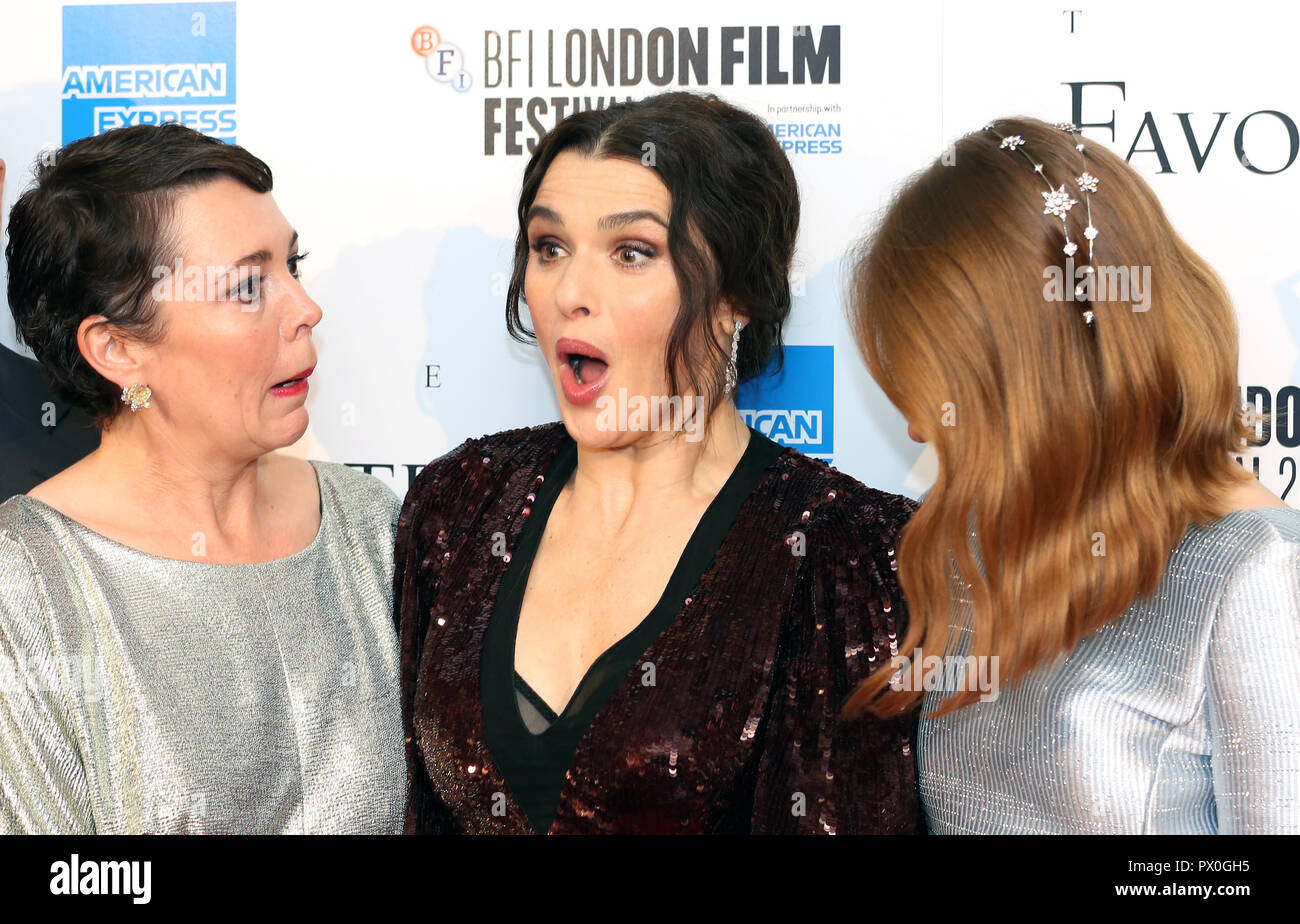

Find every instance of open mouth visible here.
[556,337,610,385]
[271,365,315,391]
[555,338,610,406]
[566,352,609,386]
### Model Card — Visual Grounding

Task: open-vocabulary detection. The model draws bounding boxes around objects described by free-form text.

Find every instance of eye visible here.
[233,272,260,303]
[615,244,655,266]
[288,250,310,280]
[531,239,565,263]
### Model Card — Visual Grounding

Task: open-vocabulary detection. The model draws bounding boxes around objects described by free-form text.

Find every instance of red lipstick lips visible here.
[556,338,609,406]
[270,365,315,398]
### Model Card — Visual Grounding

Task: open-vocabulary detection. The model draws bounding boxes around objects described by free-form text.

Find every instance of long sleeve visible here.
[393,441,474,834]
[1206,530,1300,833]
[749,491,921,834]
[0,529,93,834]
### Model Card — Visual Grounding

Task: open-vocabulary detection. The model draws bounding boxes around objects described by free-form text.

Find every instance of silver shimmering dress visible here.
[0,460,406,834]
[919,507,1300,834]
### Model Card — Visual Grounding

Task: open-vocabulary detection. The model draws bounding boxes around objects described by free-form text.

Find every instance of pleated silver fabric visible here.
[0,460,406,834]
[919,507,1300,834]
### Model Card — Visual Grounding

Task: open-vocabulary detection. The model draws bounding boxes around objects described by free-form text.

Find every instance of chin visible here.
[271,411,311,451]
[559,393,691,452]
[560,407,627,450]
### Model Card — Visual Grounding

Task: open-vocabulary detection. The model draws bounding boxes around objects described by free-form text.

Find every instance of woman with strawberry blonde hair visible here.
[843,115,1300,833]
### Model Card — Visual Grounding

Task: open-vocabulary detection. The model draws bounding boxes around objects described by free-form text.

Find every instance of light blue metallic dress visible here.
[0,460,406,834]
[919,506,1300,834]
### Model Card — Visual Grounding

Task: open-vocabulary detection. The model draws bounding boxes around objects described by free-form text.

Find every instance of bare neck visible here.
[565,403,752,532]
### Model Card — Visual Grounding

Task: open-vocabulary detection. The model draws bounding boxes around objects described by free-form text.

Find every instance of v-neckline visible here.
[513,670,560,724]
[479,423,785,833]
[506,425,774,726]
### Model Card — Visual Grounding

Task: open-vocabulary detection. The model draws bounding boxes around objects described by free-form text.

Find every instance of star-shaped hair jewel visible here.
[980,119,1102,327]
[1042,186,1077,218]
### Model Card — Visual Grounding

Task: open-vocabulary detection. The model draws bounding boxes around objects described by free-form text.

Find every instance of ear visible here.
[77,315,148,390]
[717,298,750,333]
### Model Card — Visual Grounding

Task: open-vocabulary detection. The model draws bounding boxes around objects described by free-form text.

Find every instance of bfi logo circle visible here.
[411,25,472,93]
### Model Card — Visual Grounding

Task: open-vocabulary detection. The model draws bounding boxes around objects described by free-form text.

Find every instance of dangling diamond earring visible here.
[724,319,744,395]
[121,383,152,412]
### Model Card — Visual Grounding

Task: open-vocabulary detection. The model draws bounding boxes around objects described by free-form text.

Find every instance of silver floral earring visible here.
[724,319,744,395]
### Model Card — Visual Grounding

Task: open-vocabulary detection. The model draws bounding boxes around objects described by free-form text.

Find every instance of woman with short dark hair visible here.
[395,91,921,834]
[0,123,405,833]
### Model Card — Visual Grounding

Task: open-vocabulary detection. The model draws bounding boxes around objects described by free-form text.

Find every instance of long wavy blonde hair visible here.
[844,116,1259,718]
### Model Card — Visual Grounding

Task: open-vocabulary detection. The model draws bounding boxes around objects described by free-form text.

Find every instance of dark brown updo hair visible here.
[505,91,800,421]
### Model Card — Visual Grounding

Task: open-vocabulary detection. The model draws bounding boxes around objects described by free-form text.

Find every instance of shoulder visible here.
[0,494,39,537]
[0,498,55,622]
[395,420,569,553]
[0,495,61,564]
[307,457,400,507]
[1168,507,1300,668]
[1203,506,1300,608]
[752,451,916,696]
[410,421,569,489]
[1219,505,1300,544]
[759,448,918,623]
[0,497,38,560]
[401,421,569,519]
[304,459,403,550]
[1181,506,1300,585]
[1199,509,1300,746]
[766,447,919,551]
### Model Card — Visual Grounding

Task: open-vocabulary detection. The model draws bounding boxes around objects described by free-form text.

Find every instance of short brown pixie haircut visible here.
[6,122,272,426]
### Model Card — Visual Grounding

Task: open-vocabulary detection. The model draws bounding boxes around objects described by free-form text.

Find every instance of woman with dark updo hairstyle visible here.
[394,90,921,834]
[0,122,405,833]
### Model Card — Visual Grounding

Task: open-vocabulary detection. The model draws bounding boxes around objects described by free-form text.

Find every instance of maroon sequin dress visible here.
[395,421,921,834]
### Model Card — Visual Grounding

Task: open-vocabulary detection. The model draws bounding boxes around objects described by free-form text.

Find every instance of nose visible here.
[553,248,597,320]
[283,279,323,339]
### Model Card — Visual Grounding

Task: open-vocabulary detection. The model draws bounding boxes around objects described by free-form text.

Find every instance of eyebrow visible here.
[599,210,668,231]
[525,206,668,232]
[229,229,299,268]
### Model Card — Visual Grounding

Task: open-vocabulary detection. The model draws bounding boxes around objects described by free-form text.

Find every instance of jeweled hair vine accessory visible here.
[981,120,1100,326]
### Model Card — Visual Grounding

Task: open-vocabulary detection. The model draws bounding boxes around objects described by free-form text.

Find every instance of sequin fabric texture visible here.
[395,421,922,834]
[0,461,407,834]
[919,507,1300,833]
